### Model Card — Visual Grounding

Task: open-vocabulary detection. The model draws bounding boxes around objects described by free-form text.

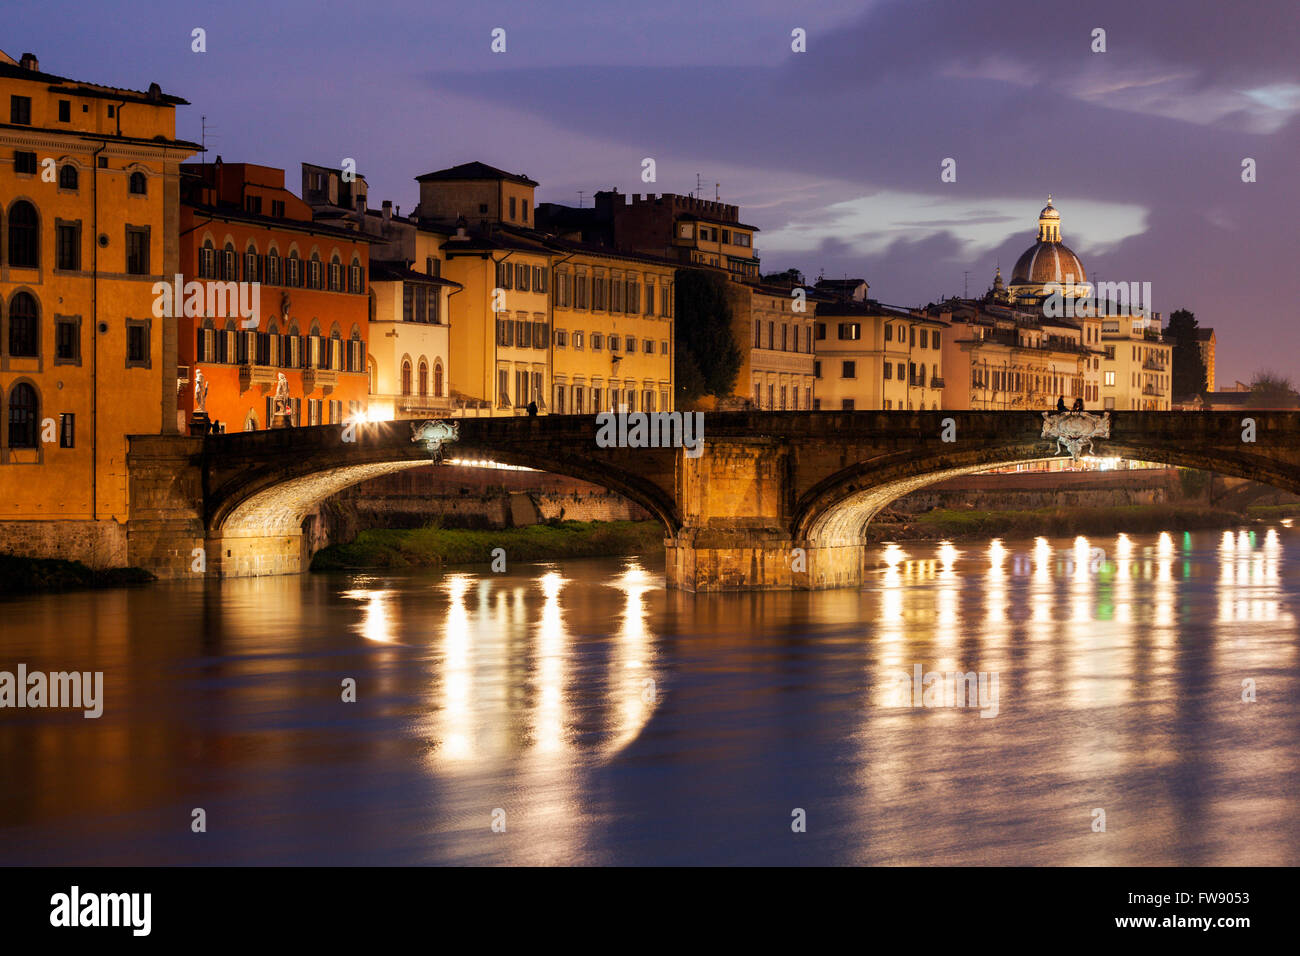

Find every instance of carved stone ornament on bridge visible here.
[273,373,290,416]
[1041,410,1111,460]
[193,369,208,414]
[411,419,459,463]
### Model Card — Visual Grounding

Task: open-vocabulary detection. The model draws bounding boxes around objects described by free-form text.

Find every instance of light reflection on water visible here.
[0,530,1298,866]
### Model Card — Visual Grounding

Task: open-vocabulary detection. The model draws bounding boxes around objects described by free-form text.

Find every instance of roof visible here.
[0,58,188,106]
[182,202,373,243]
[1195,328,1216,340]
[675,212,761,232]
[415,161,538,187]
[368,260,462,287]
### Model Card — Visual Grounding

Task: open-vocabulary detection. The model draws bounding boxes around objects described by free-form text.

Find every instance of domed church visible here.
[1006,197,1091,302]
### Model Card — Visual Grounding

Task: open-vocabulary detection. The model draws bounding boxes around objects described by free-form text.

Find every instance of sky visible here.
[8,0,1299,385]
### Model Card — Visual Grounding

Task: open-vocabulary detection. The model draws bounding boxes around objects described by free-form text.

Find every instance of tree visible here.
[674,269,742,405]
[1247,370,1299,409]
[1166,308,1208,398]
[761,268,806,287]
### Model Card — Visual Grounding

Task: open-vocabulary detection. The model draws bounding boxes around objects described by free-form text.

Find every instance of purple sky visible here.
[10,0,1299,385]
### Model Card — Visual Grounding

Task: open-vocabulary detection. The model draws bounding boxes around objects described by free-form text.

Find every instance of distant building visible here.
[1196,327,1216,392]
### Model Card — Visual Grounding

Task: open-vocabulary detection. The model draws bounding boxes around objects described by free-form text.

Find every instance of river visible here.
[1,525,1298,865]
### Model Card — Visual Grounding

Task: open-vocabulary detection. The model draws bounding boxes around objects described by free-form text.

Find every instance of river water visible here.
[1,526,1298,866]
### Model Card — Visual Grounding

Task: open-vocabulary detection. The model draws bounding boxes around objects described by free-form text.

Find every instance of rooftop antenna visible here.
[695,172,702,199]
[715,182,720,201]
[577,190,585,208]
[963,271,970,298]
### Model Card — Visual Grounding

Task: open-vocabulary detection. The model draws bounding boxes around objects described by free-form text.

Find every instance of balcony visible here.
[396,395,452,417]
[1142,384,1162,396]
[301,367,338,393]
[238,364,278,392]
[930,376,945,389]
[1142,358,1166,371]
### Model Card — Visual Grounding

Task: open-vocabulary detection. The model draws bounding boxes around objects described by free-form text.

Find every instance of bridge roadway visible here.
[125,410,1300,590]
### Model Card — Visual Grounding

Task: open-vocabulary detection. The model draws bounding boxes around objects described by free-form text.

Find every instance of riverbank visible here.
[866,503,1299,543]
[0,553,154,596]
[310,519,665,571]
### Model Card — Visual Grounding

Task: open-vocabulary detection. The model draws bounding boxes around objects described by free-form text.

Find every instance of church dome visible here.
[1010,196,1086,288]
[1011,241,1086,285]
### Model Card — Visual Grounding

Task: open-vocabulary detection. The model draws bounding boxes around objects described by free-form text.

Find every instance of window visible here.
[932,331,941,348]
[14,151,37,175]
[220,243,237,281]
[8,201,38,267]
[646,285,655,315]
[816,323,826,340]
[609,335,620,353]
[572,331,583,350]
[8,383,38,448]
[329,256,342,292]
[245,247,259,282]
[509,197,517,219]
[126,226,150,275]
[884,362,892,379]
[8,293,39,357]
[591,333,603,351]
[401,360,412,395]
[271,200,285,218]
[661,341,669,355]
[245,195,261,215]
[10,95,32,125]
[522,200,529,222]
[1104,371,1115,386]
[126,319,150,367]
[909,327,916,347]
[897,362,905,380]
[837,323,860,341]
[841,361,856,379]
[58,164,79,190]
[813,360,822,379]
[308,254,322,290]
[842,399,855,411]
[418,360,428,397]
[55,221,80,270]
[59,413,75,448]
[919,329,928,348]
[55,317,80,364]
[555,330,568,347]
[57,99,71,122]
[287,253,302,287]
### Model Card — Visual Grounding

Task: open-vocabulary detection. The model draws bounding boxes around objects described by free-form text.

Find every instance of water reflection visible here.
[1,527,1298,866]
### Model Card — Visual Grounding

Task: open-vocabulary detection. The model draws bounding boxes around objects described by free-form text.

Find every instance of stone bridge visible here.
[126,411,1300,590]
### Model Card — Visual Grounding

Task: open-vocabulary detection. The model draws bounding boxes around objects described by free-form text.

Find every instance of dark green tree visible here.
[674,269,742,405]
[1247,370,1299,408]
[1166,308,1208,398]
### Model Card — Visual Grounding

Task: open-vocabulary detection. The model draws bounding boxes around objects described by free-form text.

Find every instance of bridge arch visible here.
[794,439,1300,550]
[205,422,683,543]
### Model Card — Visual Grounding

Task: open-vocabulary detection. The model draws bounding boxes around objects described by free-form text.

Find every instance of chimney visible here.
[20,52,39,71]
[382,200,392,222]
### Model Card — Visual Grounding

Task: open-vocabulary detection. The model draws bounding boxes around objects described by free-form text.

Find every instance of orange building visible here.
[177,160,372,431]
[0,49,197,566]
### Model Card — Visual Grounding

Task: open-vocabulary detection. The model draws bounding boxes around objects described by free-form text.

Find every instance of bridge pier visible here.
[665,530,864,591]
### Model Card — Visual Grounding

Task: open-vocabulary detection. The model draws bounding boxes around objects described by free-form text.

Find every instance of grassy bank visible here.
[867,504,1276,543]
[0,553,154,595]
[311,519,665,571]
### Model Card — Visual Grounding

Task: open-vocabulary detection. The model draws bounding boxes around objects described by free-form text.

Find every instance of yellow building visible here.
[548,244,675,413]
[0,50,196,565]
[1197,327,1216,393]
[814,299,946,410]
[735,281,817,410]
[1100,313,1173,411]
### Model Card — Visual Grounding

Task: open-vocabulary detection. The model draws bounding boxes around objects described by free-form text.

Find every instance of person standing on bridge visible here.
[527,401,538,417]
[1056,396,1067,412]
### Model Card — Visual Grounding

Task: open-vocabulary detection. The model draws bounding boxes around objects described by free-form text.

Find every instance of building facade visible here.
[814,299,946,411]
[0,50,196,564]
[178,160,372,432]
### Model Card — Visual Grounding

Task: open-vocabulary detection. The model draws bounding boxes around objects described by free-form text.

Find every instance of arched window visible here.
[265,247,280,285]
[129,171,147,195]
[919,363,927,386]
[8,201,38,267]
[287,251,302,287]
[58,164,78,190]
[8,382,38,448]
[433,361,444,398]
[308,253,322,290]
[401,360,412,396]
[222,242,237,280]
[199,238,215,279]
[349,257,364,293]
[418,360,428,397]
[329,255,342,292]
[244,243,259,282]
[8,292,39,357]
